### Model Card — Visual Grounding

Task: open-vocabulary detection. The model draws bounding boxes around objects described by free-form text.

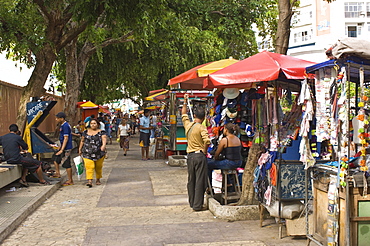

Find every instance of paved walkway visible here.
[0,135,307,246]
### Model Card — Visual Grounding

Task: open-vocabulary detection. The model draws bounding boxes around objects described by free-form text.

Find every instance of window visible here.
[367,3,370,17]
[302,31,308,41]
[345,2,364,18]
[347,26,358,37]
[258,41,269,50]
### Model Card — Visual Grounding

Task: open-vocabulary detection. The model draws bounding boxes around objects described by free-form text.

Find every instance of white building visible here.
[287,0,370,62]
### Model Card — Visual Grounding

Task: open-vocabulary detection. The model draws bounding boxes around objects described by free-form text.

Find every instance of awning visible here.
[306,56,370,82]
[145,90,168,101]
[79,101,98,109]
[98,105,111,114]
[168,57,239,90]
[206,51,316,88]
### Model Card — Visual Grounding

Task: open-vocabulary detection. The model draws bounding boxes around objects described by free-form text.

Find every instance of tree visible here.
[0,0,106,130]
[67,0,278,107]
[275,0,298,54]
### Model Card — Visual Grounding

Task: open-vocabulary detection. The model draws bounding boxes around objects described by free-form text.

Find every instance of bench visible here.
[0,164,22,189]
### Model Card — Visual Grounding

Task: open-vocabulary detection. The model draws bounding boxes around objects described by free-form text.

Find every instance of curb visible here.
[0,176,66,243]
[207,197,261,221]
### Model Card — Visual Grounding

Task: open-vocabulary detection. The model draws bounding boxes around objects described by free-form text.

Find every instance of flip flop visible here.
[19,179,29,187]
[142,158,147,161]
[62,182,74,186]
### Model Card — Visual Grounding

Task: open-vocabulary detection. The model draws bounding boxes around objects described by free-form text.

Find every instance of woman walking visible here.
[118,119,131,156]
[79,119,107,188]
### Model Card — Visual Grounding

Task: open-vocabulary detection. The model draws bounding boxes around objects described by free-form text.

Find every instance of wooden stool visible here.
[155,138,165,159]
[221,169,241,205]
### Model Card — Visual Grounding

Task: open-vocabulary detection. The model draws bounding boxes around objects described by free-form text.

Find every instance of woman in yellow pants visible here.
[78,119,107,187]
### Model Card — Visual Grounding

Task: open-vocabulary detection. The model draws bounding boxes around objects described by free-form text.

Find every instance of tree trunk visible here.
[274,0,295,55]
[237,138,265,205]
[64,38,80,126]
[16,44,57,131]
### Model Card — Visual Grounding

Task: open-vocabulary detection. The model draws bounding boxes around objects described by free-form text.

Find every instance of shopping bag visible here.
[73,156,84,180]
[139,140,144,147]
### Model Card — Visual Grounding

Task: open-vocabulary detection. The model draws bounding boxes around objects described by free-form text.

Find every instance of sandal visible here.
[96,180,101,185]
[86,182,92,188]
[19,179,29,187]
[39,181,51,185]
[62,182,73,186]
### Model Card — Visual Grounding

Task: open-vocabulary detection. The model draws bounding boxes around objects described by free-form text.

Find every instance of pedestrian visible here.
[0,124,50,186]
[113,114,122,137]
[139,109,153,161]
[150,113,157,138]
[207,123,242,186]
[97,117,105,130]
[84,114,95,128]
[104,115,112,144]
[78,119,107,188]
[53,112,74,186]
[182,94,210,211]
[118,118,131,156]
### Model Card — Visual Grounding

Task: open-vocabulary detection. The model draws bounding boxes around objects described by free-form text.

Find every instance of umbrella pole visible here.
[187,99,194,121]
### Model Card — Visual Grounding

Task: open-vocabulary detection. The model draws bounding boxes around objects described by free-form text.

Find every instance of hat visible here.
[223,88,239,99]
[226,99,237,109]
[55,112,66,119]
[226,108,238,118]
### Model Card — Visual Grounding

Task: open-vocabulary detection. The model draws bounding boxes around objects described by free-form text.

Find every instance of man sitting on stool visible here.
[0,124,49,186]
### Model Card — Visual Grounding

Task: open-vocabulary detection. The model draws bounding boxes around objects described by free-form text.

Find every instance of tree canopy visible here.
[0,0,279,118]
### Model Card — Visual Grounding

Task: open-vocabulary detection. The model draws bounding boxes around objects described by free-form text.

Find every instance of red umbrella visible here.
[205,51,316,88]
[168,58,239,90]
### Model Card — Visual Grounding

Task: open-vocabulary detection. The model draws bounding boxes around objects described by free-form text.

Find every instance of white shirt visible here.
[119,124,130,136]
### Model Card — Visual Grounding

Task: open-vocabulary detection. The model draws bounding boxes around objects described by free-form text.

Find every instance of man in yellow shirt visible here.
[182,94,210,211]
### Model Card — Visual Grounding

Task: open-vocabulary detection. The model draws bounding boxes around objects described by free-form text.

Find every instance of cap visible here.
[55,112,66,119]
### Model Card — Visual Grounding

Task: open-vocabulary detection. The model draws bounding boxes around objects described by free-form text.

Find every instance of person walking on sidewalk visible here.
[53,112,74,186]
[139,109,153,161]
[0,124,49,186]
[118,118,131,156]
[182,94,210,211]
[78,119,107,188]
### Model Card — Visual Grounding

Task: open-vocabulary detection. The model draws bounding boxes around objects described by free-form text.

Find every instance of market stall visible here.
[302,39,370,245]
[167,58,238,152]
[202,51,317,233]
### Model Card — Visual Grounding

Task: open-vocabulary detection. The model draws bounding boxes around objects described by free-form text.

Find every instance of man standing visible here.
[84,114,95,128]
[139,109,153,160]
[182,94,210,211]
[53,112,74,186]
[0,124,49,186]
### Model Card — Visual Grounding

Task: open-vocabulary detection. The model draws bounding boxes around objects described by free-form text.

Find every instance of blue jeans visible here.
[207,158,242,186]
[105,125,112,138]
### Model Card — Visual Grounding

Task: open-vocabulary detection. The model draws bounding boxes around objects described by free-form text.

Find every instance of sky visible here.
[0,53,34,86]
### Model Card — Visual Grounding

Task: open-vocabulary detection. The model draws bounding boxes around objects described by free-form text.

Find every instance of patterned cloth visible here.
[81,130,106,161]
[120,135,130,149]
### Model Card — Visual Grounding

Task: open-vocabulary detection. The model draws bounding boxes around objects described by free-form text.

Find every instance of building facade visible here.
[287,0,370,62]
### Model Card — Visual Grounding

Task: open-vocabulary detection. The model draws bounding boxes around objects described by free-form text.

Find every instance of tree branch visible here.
[33,0,52,23]
[81,30,135,57]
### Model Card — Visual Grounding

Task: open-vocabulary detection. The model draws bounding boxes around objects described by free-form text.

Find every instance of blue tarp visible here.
[306,56,370,82]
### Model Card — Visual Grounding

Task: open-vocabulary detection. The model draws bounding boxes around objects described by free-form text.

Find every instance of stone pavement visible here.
[0,135,308,246]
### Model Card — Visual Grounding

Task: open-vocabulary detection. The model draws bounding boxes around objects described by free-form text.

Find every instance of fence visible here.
[0,80,64,136]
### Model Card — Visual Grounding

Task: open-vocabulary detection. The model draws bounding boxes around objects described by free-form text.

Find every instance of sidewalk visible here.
[0,135,308,246]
